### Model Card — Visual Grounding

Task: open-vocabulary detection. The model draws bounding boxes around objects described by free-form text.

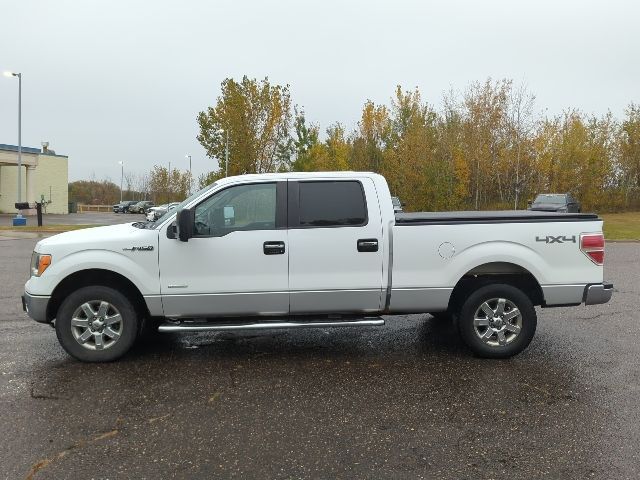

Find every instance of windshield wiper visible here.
[132,221,156,229]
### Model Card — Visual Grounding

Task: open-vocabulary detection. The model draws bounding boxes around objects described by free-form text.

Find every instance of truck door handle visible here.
[263,241,286,255]
[357,239,379,252]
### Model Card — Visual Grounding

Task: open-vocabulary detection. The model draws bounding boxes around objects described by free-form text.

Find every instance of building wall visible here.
[0,165,26,213]
[0,155,69,214]
[35,155,69,214]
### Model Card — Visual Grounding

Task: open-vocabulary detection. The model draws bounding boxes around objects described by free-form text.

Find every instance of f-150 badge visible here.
[122,245,154,251]
[535,236,576,244]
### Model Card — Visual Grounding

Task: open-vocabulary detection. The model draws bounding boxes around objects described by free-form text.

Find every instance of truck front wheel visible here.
[457,284,536,359]
[55,286,139,362]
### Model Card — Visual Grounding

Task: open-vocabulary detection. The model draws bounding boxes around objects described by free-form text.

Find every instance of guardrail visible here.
[77,204,113,213]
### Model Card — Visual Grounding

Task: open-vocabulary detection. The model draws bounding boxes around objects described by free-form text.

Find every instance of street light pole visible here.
[118,161,124,202]
[225,131,229,177]
[186,154,192,194]
[17,73,21,206]
[216,128,229,177]
[4,71,23,222]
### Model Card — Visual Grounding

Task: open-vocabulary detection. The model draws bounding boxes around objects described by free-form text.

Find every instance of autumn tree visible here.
[462,79,511,209]
[293,123,350,172]
[198,170,225,190]
[68,180,120,205]
[197,76,294,175]
[505,83,537,208]
[437,92,470,209]
[350,100,390,172]
[620,104,640,208]
[381,87,441,210]
[189,75,639,213]
[148,165,192,204]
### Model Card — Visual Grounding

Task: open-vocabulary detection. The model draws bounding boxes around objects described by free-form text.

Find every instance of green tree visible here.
[291,108,320,171]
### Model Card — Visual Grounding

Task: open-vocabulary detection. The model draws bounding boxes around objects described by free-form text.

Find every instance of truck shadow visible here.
[129,314,466,361]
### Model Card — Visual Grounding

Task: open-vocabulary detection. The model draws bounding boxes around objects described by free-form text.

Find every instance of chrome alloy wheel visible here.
[70,301,123,351]
[472,298,522,347]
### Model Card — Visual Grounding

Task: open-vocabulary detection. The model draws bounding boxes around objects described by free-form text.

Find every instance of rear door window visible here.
[295,181,367,227]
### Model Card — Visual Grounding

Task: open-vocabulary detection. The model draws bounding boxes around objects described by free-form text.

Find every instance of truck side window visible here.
[194,183,277,237]
[297,181,367,227]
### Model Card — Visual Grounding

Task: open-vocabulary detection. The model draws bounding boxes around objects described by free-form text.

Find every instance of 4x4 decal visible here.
[535,235,576,244]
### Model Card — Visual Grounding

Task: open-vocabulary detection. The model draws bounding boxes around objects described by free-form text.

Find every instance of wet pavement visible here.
[0,239,638,479]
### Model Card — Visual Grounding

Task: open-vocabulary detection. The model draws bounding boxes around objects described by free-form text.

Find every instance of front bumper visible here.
[22,292,51,323]
[583,283,614,305]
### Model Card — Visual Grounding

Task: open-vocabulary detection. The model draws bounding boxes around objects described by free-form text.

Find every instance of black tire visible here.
[55,286,139,362]
[457,284,536,359]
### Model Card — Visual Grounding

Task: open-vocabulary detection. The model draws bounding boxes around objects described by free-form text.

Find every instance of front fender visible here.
[25,249,160,297]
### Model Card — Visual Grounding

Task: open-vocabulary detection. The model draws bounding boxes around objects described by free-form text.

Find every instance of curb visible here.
[0,231,56,239]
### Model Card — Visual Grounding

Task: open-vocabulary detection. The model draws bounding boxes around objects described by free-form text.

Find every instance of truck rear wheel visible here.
[55,286,139,362]
[457,284,536,358]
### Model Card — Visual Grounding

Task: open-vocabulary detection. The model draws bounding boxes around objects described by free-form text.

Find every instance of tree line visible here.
[69,76,640,212]
[69,166,192,205]
[197,76,640,212]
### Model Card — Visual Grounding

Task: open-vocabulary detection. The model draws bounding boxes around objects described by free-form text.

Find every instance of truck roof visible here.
[216,171,383,186]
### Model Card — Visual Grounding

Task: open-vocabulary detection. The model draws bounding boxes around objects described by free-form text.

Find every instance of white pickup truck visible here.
[22,172,612,362]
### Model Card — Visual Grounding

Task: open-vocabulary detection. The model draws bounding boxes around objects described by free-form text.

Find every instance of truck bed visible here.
[395,210,599,225]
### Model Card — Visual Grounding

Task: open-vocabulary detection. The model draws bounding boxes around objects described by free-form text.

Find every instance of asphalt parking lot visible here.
[0,211,142,227]
[0,237,638,479]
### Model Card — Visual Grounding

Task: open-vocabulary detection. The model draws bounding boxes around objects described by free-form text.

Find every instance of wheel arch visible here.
[448,261,544,313]
[47,269,150,323]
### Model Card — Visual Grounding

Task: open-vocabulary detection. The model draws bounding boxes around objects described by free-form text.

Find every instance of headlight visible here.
[30,252,52,277]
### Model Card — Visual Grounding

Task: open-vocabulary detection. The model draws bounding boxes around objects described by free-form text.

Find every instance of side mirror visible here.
[166,222,177,239]
[176,208,193,242]
[527,200,532,207]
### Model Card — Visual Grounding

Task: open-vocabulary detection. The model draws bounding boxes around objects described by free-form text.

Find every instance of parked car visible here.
[22,172,612,362]
[528,193,581,213]
[146,202,179,221]
[112,200,138,213]
[130,201,155,214]
[391,196,403,213]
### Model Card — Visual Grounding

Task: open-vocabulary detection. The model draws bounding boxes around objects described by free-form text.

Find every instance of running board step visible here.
[157,317,385,333]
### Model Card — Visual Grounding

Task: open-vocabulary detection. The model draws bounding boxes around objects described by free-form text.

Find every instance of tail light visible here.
[580,233,605,265]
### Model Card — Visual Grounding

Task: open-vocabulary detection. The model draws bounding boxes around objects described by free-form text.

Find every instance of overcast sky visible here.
[1,0,638,182]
